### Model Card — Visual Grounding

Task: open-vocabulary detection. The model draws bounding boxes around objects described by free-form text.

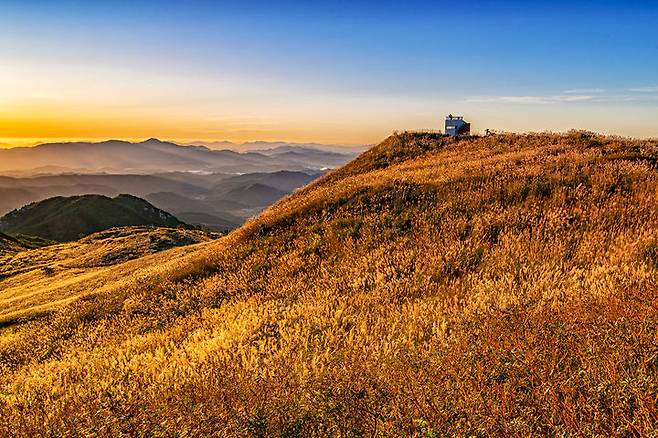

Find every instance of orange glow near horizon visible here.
[3,108,658,149]
[0,102,391,147]
[2,92,658,149]
[2,2,658,150]
[2,62,658,148]
[0,115,384,148]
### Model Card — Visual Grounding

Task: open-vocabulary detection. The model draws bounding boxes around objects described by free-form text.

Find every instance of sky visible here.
[1,0,657,147]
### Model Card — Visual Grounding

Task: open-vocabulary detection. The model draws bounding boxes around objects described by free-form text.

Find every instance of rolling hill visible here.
[216,182,288,207]
[212,170,321,194]
[0,173,211,216]
[0,226,219,325]
[0,232,28,256]
[0,232,52,257]
[2,132,658,435]
[0,194,184,241]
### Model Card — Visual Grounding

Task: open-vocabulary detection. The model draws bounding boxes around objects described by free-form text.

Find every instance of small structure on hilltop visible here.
[444,114,470,137]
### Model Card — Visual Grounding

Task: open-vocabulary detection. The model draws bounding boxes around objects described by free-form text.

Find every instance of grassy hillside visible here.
[0,232,27,256]
[0,232,52,256]
[0,194,184,241]
[0,226,219,327]
[1,132,658,435]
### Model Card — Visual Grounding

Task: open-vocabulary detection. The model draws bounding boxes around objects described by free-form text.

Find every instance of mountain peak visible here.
[142,137,164,144]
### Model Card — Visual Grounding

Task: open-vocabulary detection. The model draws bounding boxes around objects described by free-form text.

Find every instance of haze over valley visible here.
[0,139,360,231]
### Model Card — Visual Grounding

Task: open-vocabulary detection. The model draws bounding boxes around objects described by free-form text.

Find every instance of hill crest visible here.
[0,194,184,241]
[3,132,658,435]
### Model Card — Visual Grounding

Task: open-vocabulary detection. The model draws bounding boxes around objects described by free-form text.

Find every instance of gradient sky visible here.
[1,0,657,146]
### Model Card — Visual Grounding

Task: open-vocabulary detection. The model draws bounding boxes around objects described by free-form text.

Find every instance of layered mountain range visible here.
[0,139,361,175]
[0,140,359,230]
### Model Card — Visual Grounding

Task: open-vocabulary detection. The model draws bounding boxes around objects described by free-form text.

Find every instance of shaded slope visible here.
[2,132,658,436]
[217,182,287,207]
[0,232,27,256]
[0,232,51,257]
[144,191,243,230]
[212,170,321,193]
[0,194,183,241]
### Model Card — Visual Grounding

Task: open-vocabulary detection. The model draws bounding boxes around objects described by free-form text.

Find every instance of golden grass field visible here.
[0,237,25,258]
[0,227,218,328]
[1,132,658,436]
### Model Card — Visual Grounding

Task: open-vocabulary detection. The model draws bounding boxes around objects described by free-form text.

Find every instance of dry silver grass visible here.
[1,132,658,436]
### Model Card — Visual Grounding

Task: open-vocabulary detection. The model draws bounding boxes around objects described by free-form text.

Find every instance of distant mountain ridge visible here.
[0,138,360,175]
[186,140,368,155]
[0,194,184,242]
[0,140,353,231]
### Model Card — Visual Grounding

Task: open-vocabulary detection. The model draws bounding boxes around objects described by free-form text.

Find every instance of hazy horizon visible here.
[0,137,368,150]
[3,128,658,150]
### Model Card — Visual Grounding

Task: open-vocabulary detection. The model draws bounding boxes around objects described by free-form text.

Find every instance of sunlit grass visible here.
[0,227,217,326]
[1,132,658,435]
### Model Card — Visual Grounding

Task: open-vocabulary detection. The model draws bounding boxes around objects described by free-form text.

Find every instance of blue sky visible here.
[1,0,657,144]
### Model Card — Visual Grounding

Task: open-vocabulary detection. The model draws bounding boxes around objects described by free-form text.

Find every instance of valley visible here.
[0,141,356,231]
